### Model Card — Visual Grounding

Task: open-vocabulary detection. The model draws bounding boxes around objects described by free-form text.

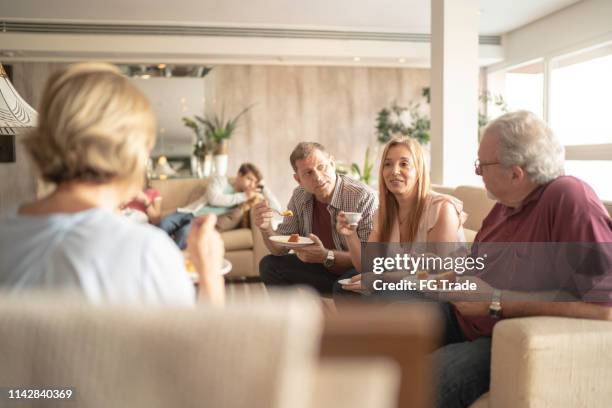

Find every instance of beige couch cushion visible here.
[464,228,478,243]
[604,201,611,218]
[452,186,496,233]
[221,228,253,251]
[150,178,209,217]
[313,359,400,408]
[469,392,489,408]
[432,185,495,242]
[225,250,255,279]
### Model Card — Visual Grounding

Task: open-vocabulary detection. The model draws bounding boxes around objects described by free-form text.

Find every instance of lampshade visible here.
[0,64,37,136]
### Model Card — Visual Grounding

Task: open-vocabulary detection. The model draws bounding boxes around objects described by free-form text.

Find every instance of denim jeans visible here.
[159,212,194,249]
[259,254,358,295]
[431,302,492,408]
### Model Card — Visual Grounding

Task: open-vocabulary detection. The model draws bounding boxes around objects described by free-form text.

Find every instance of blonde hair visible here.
[377,136,430,242]
[23,62,156,188]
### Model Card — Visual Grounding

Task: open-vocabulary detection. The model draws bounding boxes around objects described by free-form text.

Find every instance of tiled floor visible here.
[225,281,338,313]
[225,281,268,303]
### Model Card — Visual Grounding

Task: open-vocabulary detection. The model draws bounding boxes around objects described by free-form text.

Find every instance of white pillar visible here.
[430,0,481,186]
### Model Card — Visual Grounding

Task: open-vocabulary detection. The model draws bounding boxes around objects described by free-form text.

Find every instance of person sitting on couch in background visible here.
[0,62,225,306]
[254,142,378,295]
[120,181,163,225]
[160,163,281,249]
[432,110,612,408]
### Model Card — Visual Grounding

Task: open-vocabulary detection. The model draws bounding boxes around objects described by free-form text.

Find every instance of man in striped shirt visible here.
[253,142,378,294]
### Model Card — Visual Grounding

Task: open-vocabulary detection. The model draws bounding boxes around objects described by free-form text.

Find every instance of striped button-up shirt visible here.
[277,174,378,251]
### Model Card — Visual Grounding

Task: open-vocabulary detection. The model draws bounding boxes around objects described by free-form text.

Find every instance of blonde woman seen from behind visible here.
[0,63,224,306]
[336,137,467,293]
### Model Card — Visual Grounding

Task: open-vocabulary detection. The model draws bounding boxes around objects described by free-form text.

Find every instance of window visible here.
[486,60,544,120]
[550,42,612,200]
[564,161,612,201]
[550,44,612,146]
[486,41,612,201]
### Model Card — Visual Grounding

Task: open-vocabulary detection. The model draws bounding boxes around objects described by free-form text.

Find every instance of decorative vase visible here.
[191,156,199,177]
[213,154,229,176]
[215,139,229,155]
[202,154,213,177]
[192,154,213,178]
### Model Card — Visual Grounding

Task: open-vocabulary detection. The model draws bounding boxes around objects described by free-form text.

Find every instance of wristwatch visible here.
[488,289,503,319]
[323,250,335,268]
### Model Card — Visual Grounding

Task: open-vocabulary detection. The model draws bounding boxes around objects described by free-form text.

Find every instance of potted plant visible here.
[478,92,509,141]
[375,101,430,145]
[195,106,252,176]
[375,91,431,170]
[182,117,214,178]
[351,147,374,186]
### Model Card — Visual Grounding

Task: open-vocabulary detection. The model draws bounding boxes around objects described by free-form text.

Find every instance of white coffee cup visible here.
[343,212,362,226]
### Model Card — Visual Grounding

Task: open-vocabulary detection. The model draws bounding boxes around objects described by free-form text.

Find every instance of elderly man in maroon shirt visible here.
[433,111,612,408]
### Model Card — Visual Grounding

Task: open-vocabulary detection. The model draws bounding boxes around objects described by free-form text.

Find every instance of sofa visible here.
[0,291,404,408]
[433,185,612,407]
[150,177,268,279]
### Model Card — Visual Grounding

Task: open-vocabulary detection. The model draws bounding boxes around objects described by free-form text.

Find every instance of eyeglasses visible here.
[474,159,500,176]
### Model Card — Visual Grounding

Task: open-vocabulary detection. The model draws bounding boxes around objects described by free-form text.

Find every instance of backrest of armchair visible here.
[0,293,322,408]
[452,186,496,232]
[431,185,496,241]
[150,177,239,217]
[604,201,612,218]
[320,302,441,408]
[149,178,208,217]
[434,186,611,231]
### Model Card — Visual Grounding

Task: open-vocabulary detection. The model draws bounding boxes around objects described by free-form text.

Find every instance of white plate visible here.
[269,235,314,248]
[337,278,355,285]
[188,259,232,283]
[220,259,232,276]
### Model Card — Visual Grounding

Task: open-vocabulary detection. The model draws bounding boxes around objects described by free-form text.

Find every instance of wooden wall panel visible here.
[214,65,430,205]
[0,63,429,215]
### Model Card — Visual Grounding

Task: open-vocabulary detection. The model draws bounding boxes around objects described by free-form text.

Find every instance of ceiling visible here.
[0,0,583,67]
[1,0,581,36]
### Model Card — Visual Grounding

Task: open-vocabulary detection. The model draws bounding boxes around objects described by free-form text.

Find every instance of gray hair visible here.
[484,111,565,185]
[289,142,331,172]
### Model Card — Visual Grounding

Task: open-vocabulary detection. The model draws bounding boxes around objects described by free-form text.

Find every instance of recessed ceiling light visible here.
[353,57,361,62]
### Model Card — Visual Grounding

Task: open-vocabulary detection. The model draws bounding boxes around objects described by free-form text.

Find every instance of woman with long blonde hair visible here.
[336,136,466,292]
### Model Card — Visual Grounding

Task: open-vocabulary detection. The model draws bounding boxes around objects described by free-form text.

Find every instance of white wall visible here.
[493,0,612,70]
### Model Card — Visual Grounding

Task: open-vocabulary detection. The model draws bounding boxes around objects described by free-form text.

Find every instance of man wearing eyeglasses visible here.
[434,110,612,408]
[253,142,378,294]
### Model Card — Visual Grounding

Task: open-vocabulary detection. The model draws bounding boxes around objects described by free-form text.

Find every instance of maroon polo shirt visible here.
[312,199,335,251]
[457,176,612,340]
